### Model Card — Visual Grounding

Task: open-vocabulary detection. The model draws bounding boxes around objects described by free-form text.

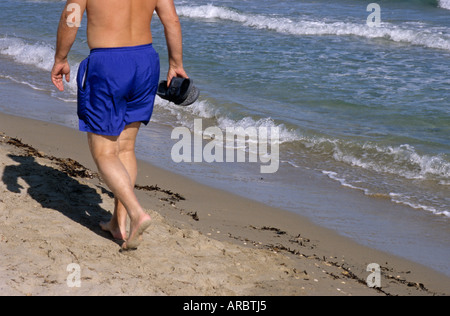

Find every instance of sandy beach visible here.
[0,112,449,296]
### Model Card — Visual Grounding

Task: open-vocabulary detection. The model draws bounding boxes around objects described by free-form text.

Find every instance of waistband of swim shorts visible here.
[90,43,154,54]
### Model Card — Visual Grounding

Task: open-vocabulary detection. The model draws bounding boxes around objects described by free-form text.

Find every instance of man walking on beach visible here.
[51,0,188,250]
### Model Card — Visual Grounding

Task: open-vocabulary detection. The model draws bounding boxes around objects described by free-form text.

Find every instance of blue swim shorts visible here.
[77,44,160,136]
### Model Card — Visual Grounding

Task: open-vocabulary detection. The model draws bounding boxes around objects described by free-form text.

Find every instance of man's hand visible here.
[167,66,188,87]
[51,59,71,92]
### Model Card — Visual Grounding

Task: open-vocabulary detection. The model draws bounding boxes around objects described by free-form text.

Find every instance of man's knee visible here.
[118,132,138,156]
[118,140,136,156]
[88,133,120,162]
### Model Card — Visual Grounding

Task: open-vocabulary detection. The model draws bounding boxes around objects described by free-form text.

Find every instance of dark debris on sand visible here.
[0,135,186,202]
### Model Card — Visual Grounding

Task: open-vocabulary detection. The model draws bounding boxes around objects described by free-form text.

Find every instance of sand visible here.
[0,112,449,296]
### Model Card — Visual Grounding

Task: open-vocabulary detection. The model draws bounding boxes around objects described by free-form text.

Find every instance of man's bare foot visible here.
[100,220,127,241]
[122,214,152,250]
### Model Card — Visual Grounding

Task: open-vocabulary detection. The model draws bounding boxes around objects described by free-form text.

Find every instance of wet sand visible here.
[0,112,449,296]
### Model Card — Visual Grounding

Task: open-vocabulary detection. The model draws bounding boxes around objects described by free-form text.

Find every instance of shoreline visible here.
[0,112,449,296]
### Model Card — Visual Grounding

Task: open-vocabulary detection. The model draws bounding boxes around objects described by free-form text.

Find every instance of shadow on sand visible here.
[2,154,117,243]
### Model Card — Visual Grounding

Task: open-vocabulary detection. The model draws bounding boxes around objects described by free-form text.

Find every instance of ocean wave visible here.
[322,171,450,218]
[177,4,450,51]
[302,135,450,181]
[389,193,450,217]
[0,36,79,95]
[0,37,54,71]
[0,74,48,92]
[322,170,371,194]
[438,0,450,9]
[155,97,301,145]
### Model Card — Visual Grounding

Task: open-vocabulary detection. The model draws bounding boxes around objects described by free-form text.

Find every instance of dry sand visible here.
[0,113,449,296]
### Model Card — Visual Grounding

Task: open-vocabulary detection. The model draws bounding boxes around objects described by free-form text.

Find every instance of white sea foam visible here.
[0,37,54,71]
[322,170,371,194]
[0,74,48,92]
[390,193,450,218]
[300,132,450,180]
[0,36,79,95]
[322,170,450,218]
[177,5,450,51]
[319,138,450,218]
[156,96,301,145]
[216,117,300,145]
[337,143,449,180]
[438,0,450,10]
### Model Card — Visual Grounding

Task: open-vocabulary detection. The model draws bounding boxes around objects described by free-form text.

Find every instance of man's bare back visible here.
[86,0,156,49]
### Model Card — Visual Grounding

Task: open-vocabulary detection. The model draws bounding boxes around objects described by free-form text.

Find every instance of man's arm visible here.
[156,0,188,85]
[51,0,87,92]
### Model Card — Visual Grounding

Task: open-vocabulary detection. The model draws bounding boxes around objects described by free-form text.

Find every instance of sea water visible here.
[0,0,449,275]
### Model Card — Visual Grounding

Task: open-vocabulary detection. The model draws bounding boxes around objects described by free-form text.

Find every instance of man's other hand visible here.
[51,59,71,92]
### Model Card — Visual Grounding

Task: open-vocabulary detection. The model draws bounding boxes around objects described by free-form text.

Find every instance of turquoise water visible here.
[0,0,449,275]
